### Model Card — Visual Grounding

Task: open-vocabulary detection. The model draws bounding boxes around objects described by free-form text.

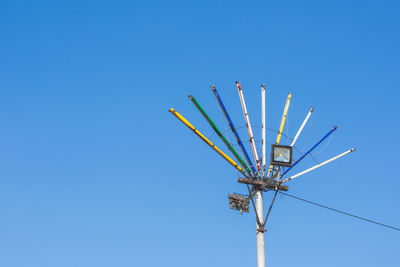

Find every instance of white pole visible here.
[236,82,261,173]
[255,189,265,267]
[290,107,314,147]
[258,84,266,267]
[261,84,266,179]
[281,148,356,184]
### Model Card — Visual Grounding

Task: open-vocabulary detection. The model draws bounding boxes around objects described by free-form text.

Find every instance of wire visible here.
[217,100,235,148]
[301,115,312,152]
[286,115,290,146]
[312,133,333,156]
[278,191,400,232]
[292,144,319,165]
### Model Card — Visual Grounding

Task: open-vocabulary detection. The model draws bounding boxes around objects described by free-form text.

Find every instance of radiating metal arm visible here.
[188,95,252,175]
[281,148,355,183]
[281,126,338,177]
[266,93,292,178]
[290,107,314,147]
[236,81,261,173]
[261,84,266,179]
[169,108,248,176]
[211,85,257,174]
[276,92,292,145]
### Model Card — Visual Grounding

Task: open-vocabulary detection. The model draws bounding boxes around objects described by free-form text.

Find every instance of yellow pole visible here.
[169,108,246,175]
[276,92,292,144]
[267,93,292,178]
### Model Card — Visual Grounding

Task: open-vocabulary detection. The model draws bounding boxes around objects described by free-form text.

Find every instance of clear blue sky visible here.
[1,1,399,266]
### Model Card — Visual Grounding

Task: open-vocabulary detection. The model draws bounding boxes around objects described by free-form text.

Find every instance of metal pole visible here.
[281,148,356,184]
[169,108,248,176]
[281,125,338,177]
[255,189,265,267]
[236,81,261,174]
[258,84,266,267]
[188,95,252,175]
[266,93,292,177]
[290,107,314,146]
[211,85,257,174]
[261,84,266,179]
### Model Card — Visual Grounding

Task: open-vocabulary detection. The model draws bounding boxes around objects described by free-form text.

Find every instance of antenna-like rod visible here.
[261,84,266,179]
[266,93,292,178]
[236,81,261,174]
[276,92,292,145]
[211,85,257,174]
[188,95,252,175]
[290,107,314,147]
[169,108,248,177]
[281,148,356,184]
[281,125,338,177]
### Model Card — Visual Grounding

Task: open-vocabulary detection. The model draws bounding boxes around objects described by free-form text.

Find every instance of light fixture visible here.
[270,144,292,167]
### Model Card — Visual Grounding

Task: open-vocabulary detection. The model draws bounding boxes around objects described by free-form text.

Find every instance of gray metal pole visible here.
[255,189,265,267]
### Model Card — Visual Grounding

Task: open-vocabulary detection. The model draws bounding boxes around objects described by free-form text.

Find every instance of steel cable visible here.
[278,192,400,232]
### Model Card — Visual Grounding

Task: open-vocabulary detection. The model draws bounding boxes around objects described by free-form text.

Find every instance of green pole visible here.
[189,95,253,176]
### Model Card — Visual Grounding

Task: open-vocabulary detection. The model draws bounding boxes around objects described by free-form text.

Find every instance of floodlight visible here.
[270,144,292,167]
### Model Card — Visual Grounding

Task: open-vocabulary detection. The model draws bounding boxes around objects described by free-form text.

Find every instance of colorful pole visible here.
[276,92,292,145]
[261,84,266,179]
[290,107,314,147]
[236,81,261,174]
[211,85,257,175]
[169,108,247,176]
[188,95,252,175]
[266,93,292,178]
[281,126,338,177]
[281,148,355,184]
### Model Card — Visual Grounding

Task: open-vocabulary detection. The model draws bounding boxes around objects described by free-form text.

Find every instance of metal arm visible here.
[169,108,248,177]
[266,93,292,178]
[188,95,252,175]
[281,148,356,183]
[290,107,314,146]
[281,126,338,177]
[261,84,266,179]
[236,81,261,173]
[211,85,257,175]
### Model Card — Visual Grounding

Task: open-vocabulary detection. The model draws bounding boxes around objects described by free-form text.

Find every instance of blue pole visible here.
[281,126,338,177]
[211,85,257,174]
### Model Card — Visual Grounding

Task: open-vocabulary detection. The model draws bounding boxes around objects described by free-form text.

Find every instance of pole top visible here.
[235,81,241,89]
